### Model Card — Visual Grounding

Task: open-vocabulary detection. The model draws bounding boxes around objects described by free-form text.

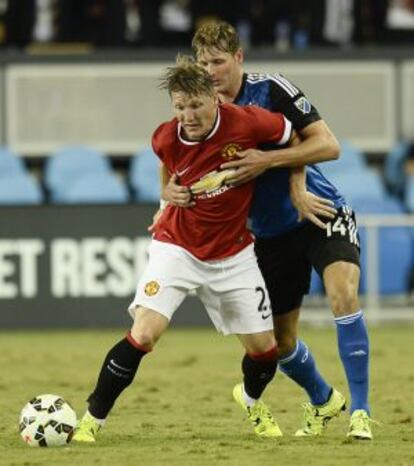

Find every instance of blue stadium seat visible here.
[355,197,411,295]
[318,140,367,176]
[0,174,43,205]
[405,176,414,213]
[0,147,26,177]
[384,140,410,199]
[328,170,387,205]
[59,173,129,204]
[353,197,405,215]
[129,147,160,202]
[45,146,111,202]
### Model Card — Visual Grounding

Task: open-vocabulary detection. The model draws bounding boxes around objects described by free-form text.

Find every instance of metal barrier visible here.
[359,214,414,310]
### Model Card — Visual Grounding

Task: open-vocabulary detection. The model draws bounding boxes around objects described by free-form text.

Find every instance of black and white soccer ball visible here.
[19,394,77,447]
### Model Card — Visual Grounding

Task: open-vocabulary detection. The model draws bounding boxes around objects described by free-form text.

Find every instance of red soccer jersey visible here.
[151,103,291,260]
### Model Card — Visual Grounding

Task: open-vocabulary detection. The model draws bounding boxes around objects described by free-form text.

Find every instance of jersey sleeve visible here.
[248,105,292,146]
[151,123,166,162]
[268,74,321,130]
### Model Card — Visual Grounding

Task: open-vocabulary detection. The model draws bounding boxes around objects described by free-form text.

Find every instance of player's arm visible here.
[257,119,340,168]
[287,130,337,228]
[289,125,337,228]
[221,77,340,179]
[148,163,194,231]
[220,126,299,185]
[221,120,339,181]
[289,166,337,229]
[148,163,170,232]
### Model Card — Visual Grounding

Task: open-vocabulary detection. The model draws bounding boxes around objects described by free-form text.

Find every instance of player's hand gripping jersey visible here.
[151,103,291,260]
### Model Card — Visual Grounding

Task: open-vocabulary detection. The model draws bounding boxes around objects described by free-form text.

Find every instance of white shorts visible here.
[128,240,273,335]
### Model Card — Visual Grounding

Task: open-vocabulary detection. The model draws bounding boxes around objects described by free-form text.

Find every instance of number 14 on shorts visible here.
[326,210,359,247]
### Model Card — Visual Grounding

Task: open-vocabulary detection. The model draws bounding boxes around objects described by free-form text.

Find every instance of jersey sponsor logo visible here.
[144,280,160,296]
[294,96,311,114]
[221,143,243,160]
[196,184,233,200]
[190,168,236,195]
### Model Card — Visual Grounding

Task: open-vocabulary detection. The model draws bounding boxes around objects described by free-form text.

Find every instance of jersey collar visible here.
[233,73,248,104]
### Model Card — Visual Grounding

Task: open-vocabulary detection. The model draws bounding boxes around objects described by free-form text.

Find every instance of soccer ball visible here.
[19,394,77,447]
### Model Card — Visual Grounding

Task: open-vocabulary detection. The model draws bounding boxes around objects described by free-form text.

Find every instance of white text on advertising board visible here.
[0,237,151,299]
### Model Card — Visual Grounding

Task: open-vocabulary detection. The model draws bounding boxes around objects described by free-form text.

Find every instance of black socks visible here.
[88,334,149,419]
[242,347,278,400]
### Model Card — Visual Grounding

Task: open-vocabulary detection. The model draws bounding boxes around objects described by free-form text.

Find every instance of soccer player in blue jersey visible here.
[184,21,372,440]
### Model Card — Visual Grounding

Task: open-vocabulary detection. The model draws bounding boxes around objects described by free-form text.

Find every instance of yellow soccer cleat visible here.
[347,409,373,440]
[232,383,283,438]
[295,388,346,437]
[72,411,102,443]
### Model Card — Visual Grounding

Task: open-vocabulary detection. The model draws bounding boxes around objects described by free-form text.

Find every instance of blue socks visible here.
[335,310,370,414]
[279,339,332,406]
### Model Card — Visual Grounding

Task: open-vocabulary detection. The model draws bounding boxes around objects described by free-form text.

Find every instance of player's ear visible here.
[234,48,244,65]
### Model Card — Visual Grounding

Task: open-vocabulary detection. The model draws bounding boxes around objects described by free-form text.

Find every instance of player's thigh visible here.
[308,205,360,276]
[129,240,201,323]
[307,206,361,315]
[254,227,312,316]
[198,245,274,336]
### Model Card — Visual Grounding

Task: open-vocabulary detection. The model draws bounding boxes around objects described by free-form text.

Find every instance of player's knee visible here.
[129,306,168,350]
[244,344,278,367]
[130,319,160,350]
[129,329,155,350]
[327,280,359,315]
[276,334,297,358]
[274,318,298,357]
[245,333,277,355]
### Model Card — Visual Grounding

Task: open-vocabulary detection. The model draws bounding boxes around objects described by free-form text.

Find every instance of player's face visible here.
[171,91,218,141]
[197,47,243,99]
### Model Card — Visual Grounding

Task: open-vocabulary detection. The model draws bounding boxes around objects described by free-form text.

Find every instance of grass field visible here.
[1,325,413,466]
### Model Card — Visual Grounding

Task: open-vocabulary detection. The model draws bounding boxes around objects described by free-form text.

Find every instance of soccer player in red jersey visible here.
[74,55,296,442]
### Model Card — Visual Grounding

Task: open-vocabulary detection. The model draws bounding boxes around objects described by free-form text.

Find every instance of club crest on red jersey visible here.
[221,143,243,160]
[144,281,160,296]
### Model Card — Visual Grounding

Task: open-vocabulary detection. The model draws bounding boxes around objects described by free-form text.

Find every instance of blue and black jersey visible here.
[234,72,346,238]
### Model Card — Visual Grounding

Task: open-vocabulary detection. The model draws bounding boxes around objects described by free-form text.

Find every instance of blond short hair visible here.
[159,54,215,97]
[192,20,240,57]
